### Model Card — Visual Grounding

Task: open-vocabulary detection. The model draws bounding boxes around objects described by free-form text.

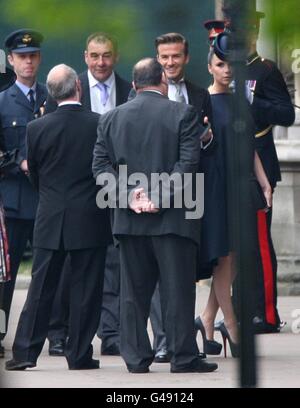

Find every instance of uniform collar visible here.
[246,51,260,66]
[15,80,37,97]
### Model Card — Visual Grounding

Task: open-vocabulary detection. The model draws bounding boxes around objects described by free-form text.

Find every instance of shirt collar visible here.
[168,77,185,85]
[88,70,115,89]
[58,101,82,107]
[15,80,37,96]
[142,90,164,96]
[246,52,260,66]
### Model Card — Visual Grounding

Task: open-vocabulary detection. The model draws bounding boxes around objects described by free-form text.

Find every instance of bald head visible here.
[133,58,164,91]
[46,64,79,103]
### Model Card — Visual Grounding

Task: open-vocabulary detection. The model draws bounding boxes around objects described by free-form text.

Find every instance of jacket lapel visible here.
[9,84,32,112]
[80,71,91,110]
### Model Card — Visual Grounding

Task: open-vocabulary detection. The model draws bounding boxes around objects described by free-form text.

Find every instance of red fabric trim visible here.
[257,210,276,325]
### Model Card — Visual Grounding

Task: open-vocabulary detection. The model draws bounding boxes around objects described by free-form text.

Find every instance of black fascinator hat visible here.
[0,67,16,92]
[212,31,230,61]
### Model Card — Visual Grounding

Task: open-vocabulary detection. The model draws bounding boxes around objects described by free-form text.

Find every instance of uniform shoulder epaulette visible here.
[260,57,276,71]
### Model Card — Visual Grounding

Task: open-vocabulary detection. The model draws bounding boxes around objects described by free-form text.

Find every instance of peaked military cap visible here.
[203,20,225,44]
[4,29,43,54]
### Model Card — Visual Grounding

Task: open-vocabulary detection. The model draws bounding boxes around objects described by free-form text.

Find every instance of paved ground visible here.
[0,285,299,388]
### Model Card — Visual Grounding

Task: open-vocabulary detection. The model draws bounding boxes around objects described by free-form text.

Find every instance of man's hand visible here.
[200,116,213,143]
[20,160,29,175]
[129,188,159,214]
[262,186,272,209]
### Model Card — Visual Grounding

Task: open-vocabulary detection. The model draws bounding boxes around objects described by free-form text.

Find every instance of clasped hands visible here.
[129,187,159,214]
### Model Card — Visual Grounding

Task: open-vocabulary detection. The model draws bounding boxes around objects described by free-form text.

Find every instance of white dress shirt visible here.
[88,70,116,114]
[168,79,189,104]
[15,80,37,102]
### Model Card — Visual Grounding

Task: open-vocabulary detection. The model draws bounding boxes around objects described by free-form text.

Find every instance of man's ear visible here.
[7,53,13,67]
[132,81,137,91]
[84,50,88,66]
[76,79,82,99]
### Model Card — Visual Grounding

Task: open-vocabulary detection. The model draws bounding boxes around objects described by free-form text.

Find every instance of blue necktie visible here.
[96,82,109,106]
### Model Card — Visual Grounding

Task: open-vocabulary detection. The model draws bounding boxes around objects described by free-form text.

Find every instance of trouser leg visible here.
[12,247,66,362]
[65,247,106,368]
[153,235,199,370]
[149,283,167,353]
[0,218,33,340]
[47,256,71,342]
[97,244,120,349]
[119,236,158,370]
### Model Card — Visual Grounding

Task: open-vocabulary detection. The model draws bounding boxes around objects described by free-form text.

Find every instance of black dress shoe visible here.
[6,359,36,371]
[101,342,120,356]
[48,339,65,356]
[127,365,150,373]
[171,357,218,373]
[0,341,4,358]
[69,358,100,370]
[154,349,170,363]
[253,317,281,334]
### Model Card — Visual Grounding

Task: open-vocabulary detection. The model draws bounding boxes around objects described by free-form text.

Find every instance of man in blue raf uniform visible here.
[0,29,47,356]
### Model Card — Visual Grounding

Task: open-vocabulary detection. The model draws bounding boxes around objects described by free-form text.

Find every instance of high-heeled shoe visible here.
[219,322,239,358]
[195,316,222,355]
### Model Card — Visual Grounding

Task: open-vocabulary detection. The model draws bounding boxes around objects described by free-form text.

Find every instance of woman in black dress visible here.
[196,45,272,357]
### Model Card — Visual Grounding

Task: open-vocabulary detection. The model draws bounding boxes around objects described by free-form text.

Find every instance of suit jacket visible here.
[185,80,212,123]
[27,105,111,250]
[0,82,47,219]
[246,52,295,188]
[45,71,131,113]
[93,91,203,245]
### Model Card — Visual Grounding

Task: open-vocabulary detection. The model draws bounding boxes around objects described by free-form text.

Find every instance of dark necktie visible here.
[28,89,35,110]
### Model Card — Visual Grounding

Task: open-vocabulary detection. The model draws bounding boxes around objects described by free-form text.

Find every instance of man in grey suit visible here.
[46,33,131,356]
[93,58,218,374]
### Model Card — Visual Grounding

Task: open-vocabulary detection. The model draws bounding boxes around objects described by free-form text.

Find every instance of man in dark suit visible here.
[147,32,214,361]
[6,64,110,370]
[45,32,131,356]
[93,57,218,374]
[0,29,47,357]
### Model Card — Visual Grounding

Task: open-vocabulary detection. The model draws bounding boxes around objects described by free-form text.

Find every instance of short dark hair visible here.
[155,32,189,56]
[133,58,163,90]
[86,32,118,54]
